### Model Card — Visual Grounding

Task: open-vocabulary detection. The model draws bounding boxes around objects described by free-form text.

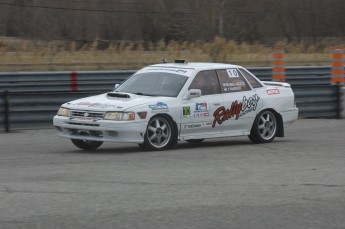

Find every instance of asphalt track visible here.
[0,119,345,229]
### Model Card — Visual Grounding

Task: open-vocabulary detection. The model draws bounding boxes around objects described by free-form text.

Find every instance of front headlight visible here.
[57,107,70,117]
[104,112,135,121]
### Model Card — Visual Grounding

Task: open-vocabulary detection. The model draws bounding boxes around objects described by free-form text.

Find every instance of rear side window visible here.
[238,68,263,88]
[216,69,250,93]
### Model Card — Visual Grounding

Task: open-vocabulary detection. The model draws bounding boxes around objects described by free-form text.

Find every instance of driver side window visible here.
[189,70,220,96]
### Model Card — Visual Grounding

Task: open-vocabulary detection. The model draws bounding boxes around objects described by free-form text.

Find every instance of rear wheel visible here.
[142,115,177,151]
[71,139,103,150]
[249,110,277,143]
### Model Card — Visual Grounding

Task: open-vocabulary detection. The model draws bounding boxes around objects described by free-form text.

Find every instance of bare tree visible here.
[1,0,345,45]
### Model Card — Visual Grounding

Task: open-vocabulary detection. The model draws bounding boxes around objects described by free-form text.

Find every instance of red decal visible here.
[212,101,242,128]
[267,89,280,95]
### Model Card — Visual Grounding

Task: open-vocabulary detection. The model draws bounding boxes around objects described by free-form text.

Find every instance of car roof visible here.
[149,62,242,71]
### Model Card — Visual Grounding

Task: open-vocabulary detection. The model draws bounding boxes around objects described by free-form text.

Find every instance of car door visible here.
[180,70,224,138]
[214,69,263,134]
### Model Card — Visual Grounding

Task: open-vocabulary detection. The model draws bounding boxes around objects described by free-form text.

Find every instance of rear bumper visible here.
[281,107,299,126]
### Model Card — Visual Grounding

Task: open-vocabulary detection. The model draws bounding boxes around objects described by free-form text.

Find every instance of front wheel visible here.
[71,139,103,150]
[249,110,277,144]
[141,115,177,151]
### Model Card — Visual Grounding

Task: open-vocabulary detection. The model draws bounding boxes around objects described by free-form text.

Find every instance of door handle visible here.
[213,102,221,106]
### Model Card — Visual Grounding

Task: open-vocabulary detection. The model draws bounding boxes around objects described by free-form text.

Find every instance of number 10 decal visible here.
[227,69,239,78]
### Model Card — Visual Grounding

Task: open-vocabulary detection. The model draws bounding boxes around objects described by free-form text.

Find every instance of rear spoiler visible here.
[261,81,291,88]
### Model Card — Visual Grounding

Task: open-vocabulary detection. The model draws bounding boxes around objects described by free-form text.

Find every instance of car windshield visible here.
[115,72,188,97]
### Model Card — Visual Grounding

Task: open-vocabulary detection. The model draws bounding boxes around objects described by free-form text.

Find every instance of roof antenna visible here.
[162,58,168,63]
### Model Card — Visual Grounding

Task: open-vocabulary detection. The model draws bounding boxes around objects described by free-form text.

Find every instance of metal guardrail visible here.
[0,66,343,131]
[0,70,132,92]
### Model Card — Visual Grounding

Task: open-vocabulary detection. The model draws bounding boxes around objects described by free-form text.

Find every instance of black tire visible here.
[249,110,277,144]
[186,139,205,143]
[141,115,177,151]
[71,139,103,150]
[138,143,146,150]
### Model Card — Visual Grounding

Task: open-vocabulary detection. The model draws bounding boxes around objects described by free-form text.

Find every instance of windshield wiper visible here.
[133,92,146,95]
[134,92,161,97]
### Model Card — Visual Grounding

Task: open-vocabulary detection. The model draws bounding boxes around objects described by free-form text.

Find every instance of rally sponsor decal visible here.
[212,101,242,127]
[222,82,245,92]
[194,113,210,118]
[267,89,280,95]
[212,94,260,128]
[74,102,117,109]
[149,102,169,113]
[240,94,260,117]
[141,67,193,76]
[183,124,202,129]
[183,106,191,116]
[183,103,210,117]
[194,102,210,117]
[176,69,188,74]
[195,102,208,112]
[183,122,213,129]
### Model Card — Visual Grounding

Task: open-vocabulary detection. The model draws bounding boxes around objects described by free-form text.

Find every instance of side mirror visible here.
[184,89,202,99]
[114,84,120,90]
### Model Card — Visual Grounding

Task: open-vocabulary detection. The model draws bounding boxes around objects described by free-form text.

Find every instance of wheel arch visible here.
[150,113,178,133]
[147,113,179,148]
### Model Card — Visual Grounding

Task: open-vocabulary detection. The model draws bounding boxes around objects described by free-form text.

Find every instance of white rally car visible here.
[53,60,298,151]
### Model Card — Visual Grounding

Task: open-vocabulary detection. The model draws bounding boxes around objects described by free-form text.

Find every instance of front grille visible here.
[68,129,103,138]
[67,122,100,127]
[70,110,105,119]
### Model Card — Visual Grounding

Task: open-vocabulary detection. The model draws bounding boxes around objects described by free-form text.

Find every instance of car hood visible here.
[63,92,175,111]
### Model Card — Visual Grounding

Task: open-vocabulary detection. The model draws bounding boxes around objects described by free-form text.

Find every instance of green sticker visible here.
[183,106,191,116]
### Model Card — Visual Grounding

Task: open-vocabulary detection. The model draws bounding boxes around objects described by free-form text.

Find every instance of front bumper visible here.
[53,116,147,143]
